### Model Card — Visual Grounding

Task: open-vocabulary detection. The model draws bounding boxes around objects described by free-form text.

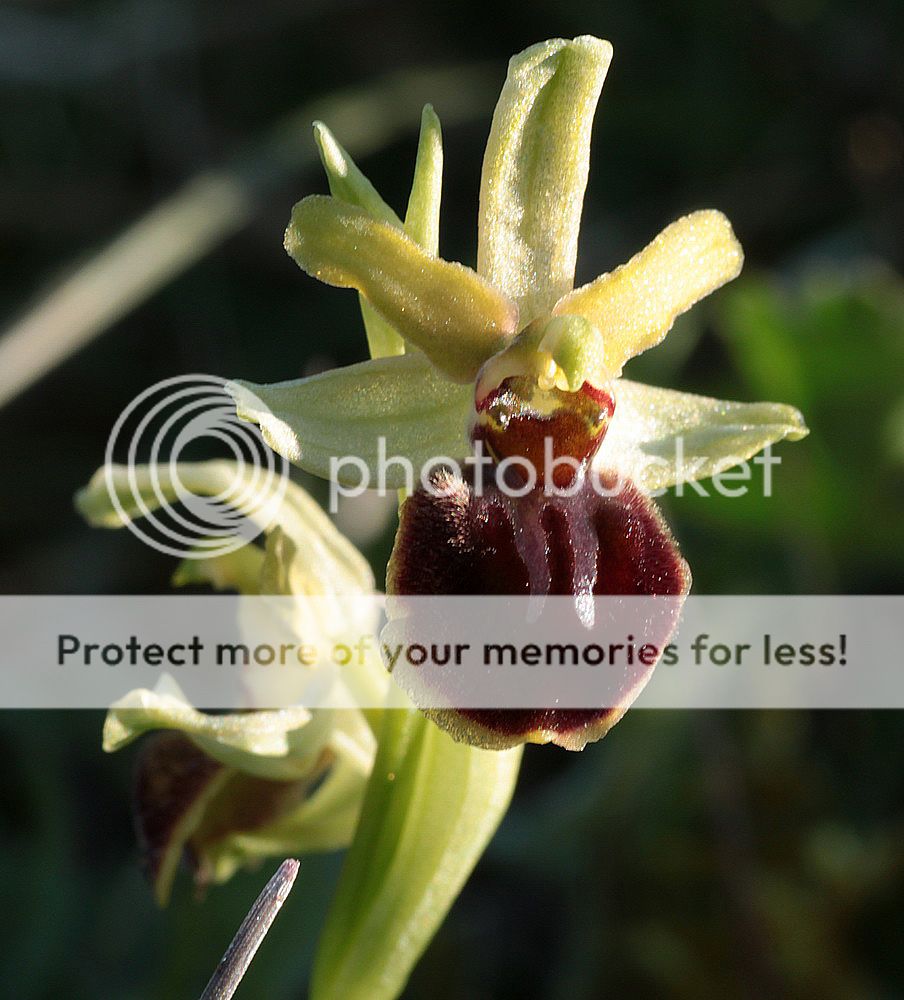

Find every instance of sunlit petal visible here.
[286,196,518,381]
[478,36,612,323]
[554,210,744,376]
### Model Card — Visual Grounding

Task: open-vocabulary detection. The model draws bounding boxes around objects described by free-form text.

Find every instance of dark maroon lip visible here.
[387,465,691,749]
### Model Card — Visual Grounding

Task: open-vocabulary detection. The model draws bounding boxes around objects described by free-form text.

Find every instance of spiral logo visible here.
[103,374,289,559]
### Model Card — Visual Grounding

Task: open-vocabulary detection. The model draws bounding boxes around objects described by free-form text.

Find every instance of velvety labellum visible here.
[387,467,690,750]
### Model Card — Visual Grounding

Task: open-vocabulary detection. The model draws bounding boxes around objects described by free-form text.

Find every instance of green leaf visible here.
[554,210,743,378]
[478,35,612,324]
[228,353,474,489]
[404,104,443,255]
[285,196,518,381]
[311,709,522,1000]
[313,121,406,359]
[600,378,809,491]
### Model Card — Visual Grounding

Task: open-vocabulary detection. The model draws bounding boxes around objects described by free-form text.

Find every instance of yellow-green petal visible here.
[554,210,744,377]
[229,353,474,489]
[478,35,612,324]
[313,121,405,359]
[599,379,809,491]
[404,104,443,255]
[286,196,518,382]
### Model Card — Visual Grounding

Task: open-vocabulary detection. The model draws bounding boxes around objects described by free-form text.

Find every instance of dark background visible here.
[1,1,903,996]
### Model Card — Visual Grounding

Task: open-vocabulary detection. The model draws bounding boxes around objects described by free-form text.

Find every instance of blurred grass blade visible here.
[0,173,248,410]
[0,62,496,408]
[311,710,522,1000]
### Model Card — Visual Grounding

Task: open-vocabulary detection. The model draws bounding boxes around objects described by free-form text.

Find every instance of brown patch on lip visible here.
[473,376,615,489]
[134,733,330,903]
[134,732,226,903]
[387,467,690,750]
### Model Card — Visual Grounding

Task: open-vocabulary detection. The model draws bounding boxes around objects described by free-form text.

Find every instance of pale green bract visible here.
[311,710,522,1000]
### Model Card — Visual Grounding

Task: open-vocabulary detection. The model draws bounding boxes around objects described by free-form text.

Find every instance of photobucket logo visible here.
[328,436,781,510]
[103,375,288,558]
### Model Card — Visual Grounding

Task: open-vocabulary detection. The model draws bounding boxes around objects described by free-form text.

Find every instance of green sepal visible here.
[228,354,473,489]
[600,379,809,491]
[478,36,612,323]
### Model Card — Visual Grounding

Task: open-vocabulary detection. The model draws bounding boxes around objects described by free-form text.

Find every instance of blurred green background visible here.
[1,1,902,997]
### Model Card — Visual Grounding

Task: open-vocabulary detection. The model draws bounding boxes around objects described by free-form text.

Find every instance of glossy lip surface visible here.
[473,376,616,489]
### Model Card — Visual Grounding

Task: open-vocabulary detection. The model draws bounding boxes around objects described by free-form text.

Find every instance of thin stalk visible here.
[199,858,300,1000]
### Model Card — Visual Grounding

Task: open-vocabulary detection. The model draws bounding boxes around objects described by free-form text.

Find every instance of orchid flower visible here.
[78,462,381,902]
[77,37,809,1000]
[231,35,808,751]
